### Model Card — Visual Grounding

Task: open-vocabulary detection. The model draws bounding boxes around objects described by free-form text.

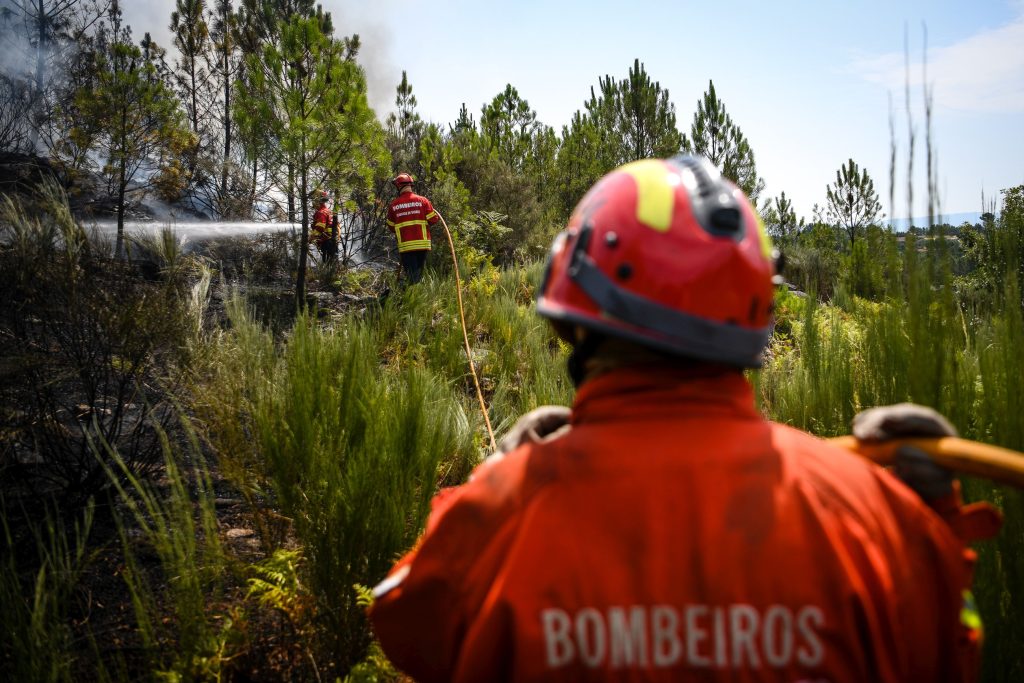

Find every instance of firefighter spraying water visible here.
[311,190,339,264]
[369,155,1009,683]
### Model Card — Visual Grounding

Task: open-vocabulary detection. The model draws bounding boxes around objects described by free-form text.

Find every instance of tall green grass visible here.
[99,431,232,681]
[191,258,571,675]
[757,227,1024,681]
[0,502,95,682]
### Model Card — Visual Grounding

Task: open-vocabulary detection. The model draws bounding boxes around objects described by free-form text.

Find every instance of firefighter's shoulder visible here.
[426,436,564,537]
[768,421,960,543]
[463,440,545,507]
[769,424,883,503]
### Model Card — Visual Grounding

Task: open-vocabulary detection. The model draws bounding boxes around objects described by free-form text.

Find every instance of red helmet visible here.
[536,156,776,368]
[317,190,329,203]
[393,172,414,189]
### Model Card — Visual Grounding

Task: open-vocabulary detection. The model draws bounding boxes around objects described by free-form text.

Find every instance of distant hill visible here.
[888,211,984,232]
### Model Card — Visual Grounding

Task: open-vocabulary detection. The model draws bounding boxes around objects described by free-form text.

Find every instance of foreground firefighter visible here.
[386,172,438,285]
[369,156,1001,682]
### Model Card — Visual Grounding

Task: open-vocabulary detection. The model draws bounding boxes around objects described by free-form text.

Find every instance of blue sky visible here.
[124,0,1024,221]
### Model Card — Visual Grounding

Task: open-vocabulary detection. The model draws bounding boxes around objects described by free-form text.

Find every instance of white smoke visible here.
[0,1,41,81]
[320,1,400,119]
[1,0,402,122]
[117,0,401,119]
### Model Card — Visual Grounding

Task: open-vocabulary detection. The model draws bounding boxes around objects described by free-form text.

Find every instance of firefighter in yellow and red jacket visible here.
[369,156,1002,682]
[311,191,338,263]
[386,172,438,284]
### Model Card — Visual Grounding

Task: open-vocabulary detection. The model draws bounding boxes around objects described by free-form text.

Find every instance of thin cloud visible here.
[854,15,1024,113]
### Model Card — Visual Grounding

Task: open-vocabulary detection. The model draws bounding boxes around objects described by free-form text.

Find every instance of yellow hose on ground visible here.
[434,209,497,452]
[829,436,1024,488]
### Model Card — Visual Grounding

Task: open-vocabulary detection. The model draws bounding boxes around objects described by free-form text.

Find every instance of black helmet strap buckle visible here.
[670,155,745,241]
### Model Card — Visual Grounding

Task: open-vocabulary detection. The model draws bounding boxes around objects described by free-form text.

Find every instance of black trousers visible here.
[318,239,338,263]
[400,250,428,284]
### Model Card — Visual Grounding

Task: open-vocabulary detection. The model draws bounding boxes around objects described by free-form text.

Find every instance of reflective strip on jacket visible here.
[312,206,333,245]
[369,366,980,683]
[387,192,438,253]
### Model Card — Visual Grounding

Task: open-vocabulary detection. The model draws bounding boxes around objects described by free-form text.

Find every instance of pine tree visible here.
[616,58,684,161]
[582,76,620,167]
[170,0,228,217]
[385,70,423,176]
[170,0,213,135]
[209,0,241,205]
[556,111,605,216]
[526,124,559,199]
[688,80,765,202]
[71,2,192,258]
[760,191,801,245]
[235,10,385,304]
[825,158,883,248]
[480,84,537,172]
[233,0,328,221]
[556,59,683,216]
[449,102,476,137]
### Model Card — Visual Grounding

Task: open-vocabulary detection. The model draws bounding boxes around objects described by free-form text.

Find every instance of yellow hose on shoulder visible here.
[830,436,1024,488]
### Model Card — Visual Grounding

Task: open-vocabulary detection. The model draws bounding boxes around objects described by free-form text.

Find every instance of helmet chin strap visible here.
[566,331,606,387]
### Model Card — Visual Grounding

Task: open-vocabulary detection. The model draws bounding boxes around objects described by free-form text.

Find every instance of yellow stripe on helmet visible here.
[755,213,774,259]
[620,159,676,233]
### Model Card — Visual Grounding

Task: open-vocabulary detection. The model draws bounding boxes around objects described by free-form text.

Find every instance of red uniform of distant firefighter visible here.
[386,172,438,285]
[311,191,338,263]
[369,156,1000,682]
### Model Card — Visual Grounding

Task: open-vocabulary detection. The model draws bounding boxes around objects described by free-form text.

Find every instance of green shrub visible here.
[196,305,477,673]
[758,230,1024,680]
[191,254,571,676]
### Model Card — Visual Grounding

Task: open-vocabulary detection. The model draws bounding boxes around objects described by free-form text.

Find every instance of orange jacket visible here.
[387,191,438,252]
[369,366,979,683]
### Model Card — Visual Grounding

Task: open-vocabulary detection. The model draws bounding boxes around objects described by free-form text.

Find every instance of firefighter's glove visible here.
[852,403,1002,542]
[853,403,956,500]
[494,406,571,457]
[890,447,955,500]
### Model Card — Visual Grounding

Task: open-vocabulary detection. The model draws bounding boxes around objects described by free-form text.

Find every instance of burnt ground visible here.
[1,271,394,681]
[2,419,347,680]
[1,161,400,679]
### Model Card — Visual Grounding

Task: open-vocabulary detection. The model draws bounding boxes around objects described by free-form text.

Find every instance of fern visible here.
[246,549,311,623]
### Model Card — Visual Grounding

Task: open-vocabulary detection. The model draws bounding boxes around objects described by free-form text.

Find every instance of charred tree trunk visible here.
[295,143,309,308]
[30,0,47,150]
[221,44,231,197]
[287,161,295,223]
